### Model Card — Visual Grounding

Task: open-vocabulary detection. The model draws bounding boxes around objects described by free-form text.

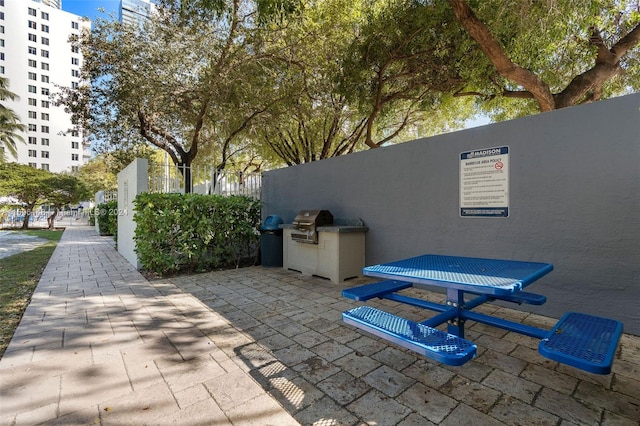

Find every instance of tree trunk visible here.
[21,213,30,230]
[178,162,192,194]
[20,203,36,229]
[47,207,58,230]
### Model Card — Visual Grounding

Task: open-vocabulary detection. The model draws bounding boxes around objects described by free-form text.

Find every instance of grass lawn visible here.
[0,229,63,358]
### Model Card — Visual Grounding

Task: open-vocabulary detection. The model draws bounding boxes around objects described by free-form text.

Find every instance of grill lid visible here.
[292,210,333,228]
[291,210,333,244]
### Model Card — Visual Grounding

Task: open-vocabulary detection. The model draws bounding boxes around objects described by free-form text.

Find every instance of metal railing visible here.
[148,162,262,199]
[0,207,89,228]
[103,190,118,202]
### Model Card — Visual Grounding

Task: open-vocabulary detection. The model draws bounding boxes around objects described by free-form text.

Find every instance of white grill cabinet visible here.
[282,221,368,283]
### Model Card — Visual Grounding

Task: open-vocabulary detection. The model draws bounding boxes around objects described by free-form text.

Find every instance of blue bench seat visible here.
[539,312,623,375]
[342,280,412,301]
[343,306,476,366]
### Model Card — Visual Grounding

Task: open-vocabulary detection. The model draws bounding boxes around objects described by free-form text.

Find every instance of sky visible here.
[62,0,121,23]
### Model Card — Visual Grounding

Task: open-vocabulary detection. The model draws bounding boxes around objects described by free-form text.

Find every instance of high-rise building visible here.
[0,0,90,172]
[120,0,156,27]
[33,0,62,10]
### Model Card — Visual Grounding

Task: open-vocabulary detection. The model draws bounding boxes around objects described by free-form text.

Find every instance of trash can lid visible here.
[261,214,284,231]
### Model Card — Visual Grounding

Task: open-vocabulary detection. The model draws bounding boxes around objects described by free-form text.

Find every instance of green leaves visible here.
[450,0,640,114]
[96,200,118,237]
[0,77,26,163]
[0,163,90,229]
[58,0,639,170]
[0,164,53,206]
[133,192,261,275]
[46,175,91,209]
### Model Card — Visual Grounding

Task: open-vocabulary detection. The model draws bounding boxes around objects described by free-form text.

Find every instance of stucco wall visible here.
[117,158,148,270]
[262,93,640,335]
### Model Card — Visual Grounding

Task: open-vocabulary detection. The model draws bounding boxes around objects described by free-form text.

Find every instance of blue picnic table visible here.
[342,254,623,374]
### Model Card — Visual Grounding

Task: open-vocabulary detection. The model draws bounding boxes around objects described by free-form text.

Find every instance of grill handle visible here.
[293,221,315,226]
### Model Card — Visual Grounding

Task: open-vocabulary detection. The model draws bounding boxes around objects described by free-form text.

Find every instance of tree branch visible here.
[555,24,640,108]
[137,111,183,165]
[454,89,536,100]
[610,23,640,61]
[447,0,556,111]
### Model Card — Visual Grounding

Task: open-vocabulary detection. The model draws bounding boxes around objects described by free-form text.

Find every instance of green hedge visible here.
[96,200,118,237]
[133,193,261,275]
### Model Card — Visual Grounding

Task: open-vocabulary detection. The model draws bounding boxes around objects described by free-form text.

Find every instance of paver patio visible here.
[1,226,638,425]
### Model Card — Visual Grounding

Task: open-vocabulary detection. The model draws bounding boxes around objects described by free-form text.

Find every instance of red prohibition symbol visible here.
[494,161,504,170]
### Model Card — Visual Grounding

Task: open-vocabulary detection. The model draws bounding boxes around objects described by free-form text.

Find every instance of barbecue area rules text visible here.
[460,146,509,217]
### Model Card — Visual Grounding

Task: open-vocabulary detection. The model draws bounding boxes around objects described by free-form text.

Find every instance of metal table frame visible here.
[344,254,623,374]
[362,254,554,339]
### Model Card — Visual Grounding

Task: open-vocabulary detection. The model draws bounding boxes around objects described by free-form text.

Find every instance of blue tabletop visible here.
[363,254,553,296]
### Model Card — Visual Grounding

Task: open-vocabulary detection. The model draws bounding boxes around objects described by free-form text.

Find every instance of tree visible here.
[74,153,142,195]
[0,77,26,163]
[0,163,51,229]
[255,0,370,165]
[341,0,471,149]
[0,164,91,229]
[59,0,283,192]
[447,0,640,115]
[256,0,474,165]
[45,174,91,230]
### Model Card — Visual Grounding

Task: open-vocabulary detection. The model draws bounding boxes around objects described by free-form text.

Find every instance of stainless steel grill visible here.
[291,210,333,244]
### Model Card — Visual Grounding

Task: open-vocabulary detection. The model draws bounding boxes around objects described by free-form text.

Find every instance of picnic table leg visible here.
[446,288,465,337]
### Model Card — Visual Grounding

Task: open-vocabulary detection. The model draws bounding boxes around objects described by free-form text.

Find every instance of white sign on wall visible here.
[460,146,509,217]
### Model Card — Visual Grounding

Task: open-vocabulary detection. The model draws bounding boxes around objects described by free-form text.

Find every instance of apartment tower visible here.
[120,0,156,27]
[0,0,90,172]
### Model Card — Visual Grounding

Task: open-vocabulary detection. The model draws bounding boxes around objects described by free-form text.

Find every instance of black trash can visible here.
[260,214,284,267]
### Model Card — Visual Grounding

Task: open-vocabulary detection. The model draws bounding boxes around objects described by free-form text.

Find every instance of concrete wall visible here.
[262,93,640,335]
[117,158,148,270]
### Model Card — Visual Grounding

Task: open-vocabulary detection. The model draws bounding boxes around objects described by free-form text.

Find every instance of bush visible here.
[96,200,118,237]
[133,193,261,275]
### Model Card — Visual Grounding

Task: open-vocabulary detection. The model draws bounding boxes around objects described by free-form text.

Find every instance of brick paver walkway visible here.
[167,269,640,425]
[1,226,639,425]
[0,227,297,425]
